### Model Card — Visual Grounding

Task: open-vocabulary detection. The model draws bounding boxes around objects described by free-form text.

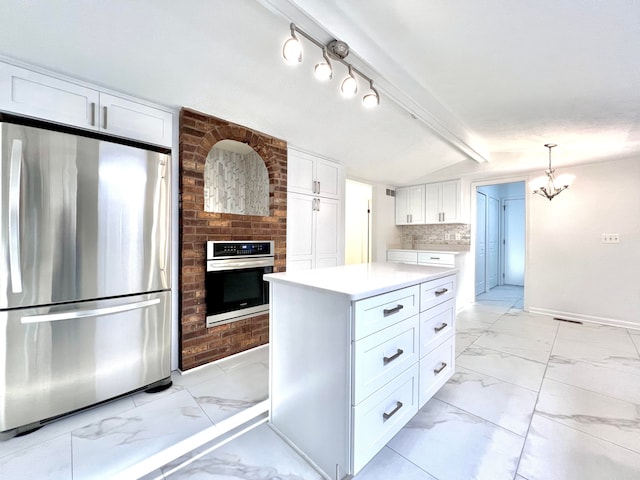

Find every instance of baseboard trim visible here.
[528,307,640,331]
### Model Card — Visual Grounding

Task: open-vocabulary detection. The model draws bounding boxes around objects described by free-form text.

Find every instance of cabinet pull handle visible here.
[434,362,447,374]
[382,401,403,420]
[90,102,96,126]
[430,256,440,260]
[442,212,445,222]
[316,198,320,211]
[383,348,404,365]
[383,304,404,317]
[435,288,448,296]
[317,181,320,193]
[434,323,448,333]
[102,106,108,129]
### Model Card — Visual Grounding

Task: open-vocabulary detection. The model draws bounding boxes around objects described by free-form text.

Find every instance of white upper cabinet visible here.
[425,180,461,223]
[395,185,425,225]
[288,148,342,199]
[0,62,173,147]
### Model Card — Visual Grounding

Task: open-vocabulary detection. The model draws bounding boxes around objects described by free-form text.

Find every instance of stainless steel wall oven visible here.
[206,241,274,327]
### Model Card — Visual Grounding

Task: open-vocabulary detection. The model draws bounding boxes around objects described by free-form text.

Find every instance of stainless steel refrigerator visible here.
[0,114,172,438]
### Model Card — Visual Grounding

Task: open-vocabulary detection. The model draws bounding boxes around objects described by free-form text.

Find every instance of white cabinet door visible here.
[440,180,461,222]
[0,62,173,147]
[395,185,425,225]
[288,148,341,199]
[0,62,99,129]
[99,93,173,147]
[425,180,461,223]
[315,158,341,199]
[315,197,341,267]
[286,192,315,272]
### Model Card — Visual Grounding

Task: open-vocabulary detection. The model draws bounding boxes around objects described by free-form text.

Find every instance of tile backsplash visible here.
[400,224,471,249]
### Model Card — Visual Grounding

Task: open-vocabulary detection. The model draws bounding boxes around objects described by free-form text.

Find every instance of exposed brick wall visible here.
[179,108,287,370]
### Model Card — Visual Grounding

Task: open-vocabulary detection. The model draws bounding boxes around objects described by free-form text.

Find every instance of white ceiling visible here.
[1,0,638,186]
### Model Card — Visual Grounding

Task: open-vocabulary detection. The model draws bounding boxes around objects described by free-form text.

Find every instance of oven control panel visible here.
[207,241,274,260]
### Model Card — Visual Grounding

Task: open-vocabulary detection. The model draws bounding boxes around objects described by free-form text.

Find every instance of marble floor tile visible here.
[353,446,436,480]
[546,354,640,405]
[0,434,72,479]
[490,315,558,343]
[216,344,269,374]
[518,414,640,480]
[187,361,269,425]
[535,378,640,454]
[476,286,523,302]
[556,322,638,351]
[435,367,538,436]
[632,333,640,354]
[456,308,501,326]
[551,337,640,376]
[388,398,525,480]
[0,395,136,461]
[455,332,480,356]
[456,346,547,391]
[474,329,553,363]
[164,423,323,479]
[455,315,494,336]
[71,389,214,480]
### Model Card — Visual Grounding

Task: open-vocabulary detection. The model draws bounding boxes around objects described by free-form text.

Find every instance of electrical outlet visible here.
[455,233,461,240]
[601,233,620,243]
[444,234,450,240]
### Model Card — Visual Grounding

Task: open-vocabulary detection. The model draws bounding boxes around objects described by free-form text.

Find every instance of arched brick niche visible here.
[179,108,287,370]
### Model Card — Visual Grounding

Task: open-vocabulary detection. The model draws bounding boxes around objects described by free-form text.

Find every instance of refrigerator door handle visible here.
[20,298,161,324]
[9,139,23,294]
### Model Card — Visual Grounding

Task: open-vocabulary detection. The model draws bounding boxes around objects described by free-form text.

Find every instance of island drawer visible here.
[420,275,456,312]
[419,337,454,407]
[352,363,419,474]
[387,250,418,264]
[419,299,455,357]
[354,285,420,340]
[353,316,419,404]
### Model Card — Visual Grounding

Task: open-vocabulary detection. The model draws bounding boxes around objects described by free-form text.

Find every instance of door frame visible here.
[469,176,529,306]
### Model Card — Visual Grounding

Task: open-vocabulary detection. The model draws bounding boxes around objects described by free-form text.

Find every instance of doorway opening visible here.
[345,180,373,264]
[474,181,526,302]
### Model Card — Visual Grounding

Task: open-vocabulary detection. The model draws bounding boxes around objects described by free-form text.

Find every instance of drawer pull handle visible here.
[383,348,404,365]
[435,288,448,296]
[383,304,404,316]
[382,401,403,421]
[434,323,448,333]
[430,256,440,260]
[434,362,448,375]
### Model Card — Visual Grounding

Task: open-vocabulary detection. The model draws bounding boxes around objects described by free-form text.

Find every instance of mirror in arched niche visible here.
[204,139,270,216]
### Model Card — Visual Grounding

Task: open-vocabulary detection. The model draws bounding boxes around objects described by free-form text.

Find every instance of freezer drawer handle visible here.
[383,348,404,365]
[434,288,448,296]
[434,362,448,375]
[434,323,448,333]
[382,401,403,421]
[21,298,161,324]
[383,304,404,317]
[9,139,23,294]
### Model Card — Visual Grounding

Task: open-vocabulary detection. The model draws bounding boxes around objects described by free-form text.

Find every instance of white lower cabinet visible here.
[268,269,456,479]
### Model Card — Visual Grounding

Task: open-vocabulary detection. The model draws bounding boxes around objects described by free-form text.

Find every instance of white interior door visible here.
[475,192,487,295]
[503,198,525,285]
[487,196,500,289]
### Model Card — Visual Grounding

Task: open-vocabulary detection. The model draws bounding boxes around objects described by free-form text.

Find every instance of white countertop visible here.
[264,262,456,301]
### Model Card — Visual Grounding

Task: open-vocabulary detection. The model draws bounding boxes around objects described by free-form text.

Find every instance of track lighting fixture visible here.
[362,80,380,108]
[340,66,358,97]
[530,144,575,201]
[314,47,333,81]
[282,24,302,64]
[282,23,380,108]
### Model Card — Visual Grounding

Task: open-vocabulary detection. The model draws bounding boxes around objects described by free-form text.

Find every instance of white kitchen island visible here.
[264,262,457,479]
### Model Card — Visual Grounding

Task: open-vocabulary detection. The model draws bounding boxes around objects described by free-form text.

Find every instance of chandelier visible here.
[282,23,380,108]
[530,144,575,201]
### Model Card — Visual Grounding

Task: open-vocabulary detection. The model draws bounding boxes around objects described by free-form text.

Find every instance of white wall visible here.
[526,156,640,328]
[371,184,400,262]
